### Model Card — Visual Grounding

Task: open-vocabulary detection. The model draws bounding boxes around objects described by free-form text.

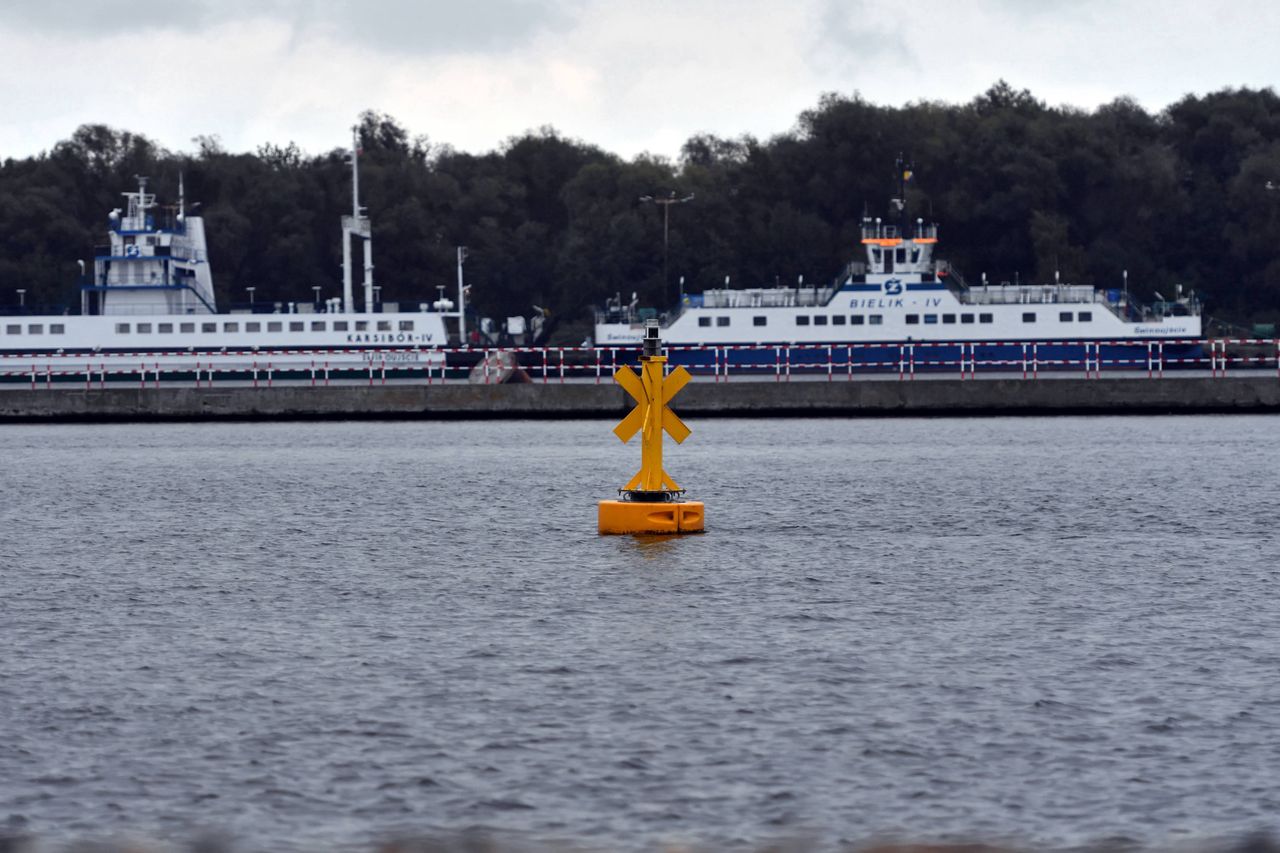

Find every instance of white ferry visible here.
[594,167,1201,369]
[0,132,464,371]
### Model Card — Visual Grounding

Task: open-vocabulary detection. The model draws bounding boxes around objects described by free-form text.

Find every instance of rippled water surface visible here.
[3,416,1279,850]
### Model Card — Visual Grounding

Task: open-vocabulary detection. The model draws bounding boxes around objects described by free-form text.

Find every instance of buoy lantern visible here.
[598,320,705,535]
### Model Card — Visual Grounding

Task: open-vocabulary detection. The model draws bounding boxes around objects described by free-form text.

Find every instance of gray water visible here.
[2,416,1278,851]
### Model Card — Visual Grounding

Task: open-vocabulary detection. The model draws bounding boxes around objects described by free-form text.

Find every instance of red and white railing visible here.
[0,338,1276,388]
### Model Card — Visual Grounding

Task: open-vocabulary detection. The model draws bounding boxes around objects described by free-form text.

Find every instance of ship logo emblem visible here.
[884,278,903,295]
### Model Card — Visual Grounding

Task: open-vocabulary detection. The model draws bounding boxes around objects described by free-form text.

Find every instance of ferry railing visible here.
[1,338,1275,388]
[659,338,1217,382]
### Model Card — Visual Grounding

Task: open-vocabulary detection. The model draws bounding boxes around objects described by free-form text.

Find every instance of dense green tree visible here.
[5,87,1280,328]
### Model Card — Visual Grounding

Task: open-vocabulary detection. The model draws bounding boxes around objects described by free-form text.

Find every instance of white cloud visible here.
[2,0,1279,161]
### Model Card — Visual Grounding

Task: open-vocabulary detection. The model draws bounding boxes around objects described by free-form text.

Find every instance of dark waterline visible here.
[2,416,1278,851]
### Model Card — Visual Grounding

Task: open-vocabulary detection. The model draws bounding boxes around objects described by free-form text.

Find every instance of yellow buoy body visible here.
[598,499,705,535]
[600,323,705,535]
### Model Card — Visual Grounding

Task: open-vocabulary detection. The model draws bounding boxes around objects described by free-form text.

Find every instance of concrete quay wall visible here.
[2,377,1279,422]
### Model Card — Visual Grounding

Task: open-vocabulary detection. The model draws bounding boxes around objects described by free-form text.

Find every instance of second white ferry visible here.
[594,163,1201,367]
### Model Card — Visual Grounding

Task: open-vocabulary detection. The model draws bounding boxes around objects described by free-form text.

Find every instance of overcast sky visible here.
[3,0,1279,160]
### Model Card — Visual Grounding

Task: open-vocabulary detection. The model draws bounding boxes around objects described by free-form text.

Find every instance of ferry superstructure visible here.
[0,131,460,364]
[594,169,1201,350]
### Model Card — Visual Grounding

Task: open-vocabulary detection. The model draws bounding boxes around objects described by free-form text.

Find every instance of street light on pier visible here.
[16,289,25,308]
[639,191,694,307]
[312,285,322,308]
[245,286,256,306]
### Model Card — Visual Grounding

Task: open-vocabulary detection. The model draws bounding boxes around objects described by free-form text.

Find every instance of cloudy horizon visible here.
[4,0,1280,161]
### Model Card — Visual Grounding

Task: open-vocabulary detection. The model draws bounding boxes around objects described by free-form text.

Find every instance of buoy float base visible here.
[598,500,705,535]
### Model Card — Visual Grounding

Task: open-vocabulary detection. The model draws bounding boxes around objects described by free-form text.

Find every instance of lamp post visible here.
[245,286,256,307]
[312,286,321,309]
[639,191,694,307]
[16,289,25,309]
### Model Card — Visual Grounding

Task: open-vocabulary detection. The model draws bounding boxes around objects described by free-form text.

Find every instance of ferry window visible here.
[871,248,881,263]
[333,321,349,331]
[1022,312,1036,323]
[832,315,846,325]
[180,322,195,333]
[223,322,239,332]
[960,314,975,324]
[895,248,906,263]
[202,323,217,333]
[796,315,810,326]
[905,314,919,324]
[377,320,392,331]
[245,322,260,332]
[923,314,938,324]
[267,322,282,333]
[158,323,173,333]
[5,325,19,334]
[1079,311,1093,322]
[116,323,130,334]
[869,315,883,325]
[355,321,368,331]
[753,316,767,327]
[814,315,828,326]
[136,323,151,334]
[399,320,414,331]
[979,313,993,323]
[1059,311,1073,322]
[289,321,304,332]
[698,317,711,327]
[28,324,43,335]
[715,316,730,327]
[50,324,65,334]
[942,314,956,324]
[851,315,864,325]
[311,322,326,332]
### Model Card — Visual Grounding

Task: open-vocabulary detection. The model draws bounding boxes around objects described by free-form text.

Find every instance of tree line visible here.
[3,81,1280,337]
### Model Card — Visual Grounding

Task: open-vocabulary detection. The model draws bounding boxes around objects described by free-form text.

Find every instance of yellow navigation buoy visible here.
[598,321,705,535]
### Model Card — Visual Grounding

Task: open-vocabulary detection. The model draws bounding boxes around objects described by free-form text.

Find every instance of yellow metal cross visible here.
[612,355,691,492]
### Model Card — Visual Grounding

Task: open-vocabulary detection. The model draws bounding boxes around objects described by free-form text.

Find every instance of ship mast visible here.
[892,154,913,235]
[342,126,374,314]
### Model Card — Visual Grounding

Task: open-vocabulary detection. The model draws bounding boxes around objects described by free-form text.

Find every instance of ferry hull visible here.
[617,339,1207,375]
